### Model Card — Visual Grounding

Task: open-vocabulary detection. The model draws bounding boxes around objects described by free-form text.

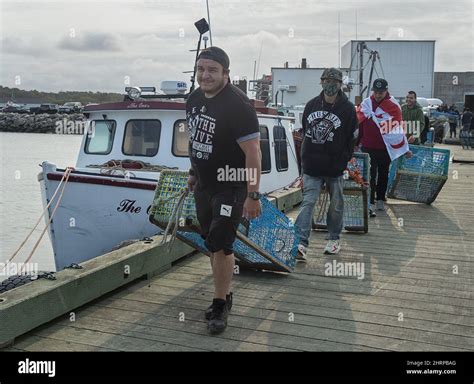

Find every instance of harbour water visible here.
[0,132,83,281]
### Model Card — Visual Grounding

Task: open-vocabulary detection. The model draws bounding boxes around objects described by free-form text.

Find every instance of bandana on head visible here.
[197,46,230,70]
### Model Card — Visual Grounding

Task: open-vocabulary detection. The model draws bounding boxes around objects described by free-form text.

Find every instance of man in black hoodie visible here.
[295,68,357,259]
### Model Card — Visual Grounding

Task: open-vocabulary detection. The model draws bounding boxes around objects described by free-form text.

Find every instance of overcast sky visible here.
[0,0,472,93]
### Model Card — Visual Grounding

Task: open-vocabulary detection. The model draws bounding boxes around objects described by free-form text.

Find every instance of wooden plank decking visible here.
[5,145,473,352]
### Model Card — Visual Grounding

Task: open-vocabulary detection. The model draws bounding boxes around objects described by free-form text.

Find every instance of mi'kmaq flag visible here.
[357,96,409,161]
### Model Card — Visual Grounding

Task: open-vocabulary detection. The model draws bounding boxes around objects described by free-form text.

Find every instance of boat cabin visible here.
[77,82,300,192]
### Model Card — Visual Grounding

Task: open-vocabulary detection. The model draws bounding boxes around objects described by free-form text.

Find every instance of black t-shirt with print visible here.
[186,83,260,192]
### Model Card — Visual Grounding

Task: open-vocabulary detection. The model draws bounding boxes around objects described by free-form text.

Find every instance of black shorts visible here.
[194,186,247,255]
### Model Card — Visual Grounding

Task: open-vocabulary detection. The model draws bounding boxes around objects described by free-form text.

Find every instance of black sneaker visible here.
[207,298,229,335]
[205,292,232,320]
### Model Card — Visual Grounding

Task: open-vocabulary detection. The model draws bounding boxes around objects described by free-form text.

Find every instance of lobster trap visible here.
[460,130,473,150]
[312,152,370,233]
[387,145,450,204]
[149,170,297,273]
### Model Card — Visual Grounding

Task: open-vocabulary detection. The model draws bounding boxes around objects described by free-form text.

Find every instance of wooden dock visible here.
[3,145,473,352]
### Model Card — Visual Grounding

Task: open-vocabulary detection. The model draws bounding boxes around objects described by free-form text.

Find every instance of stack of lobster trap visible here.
[312,152,370,234]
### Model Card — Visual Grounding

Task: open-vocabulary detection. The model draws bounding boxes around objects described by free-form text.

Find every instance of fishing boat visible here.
[38,82,301,271]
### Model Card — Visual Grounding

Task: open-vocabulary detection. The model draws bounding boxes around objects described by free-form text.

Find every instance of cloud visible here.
[0,36,47,56]
[0,0,472,93]
[58,32,122,52]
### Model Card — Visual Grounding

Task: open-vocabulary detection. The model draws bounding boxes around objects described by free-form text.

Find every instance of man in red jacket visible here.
[356,79,411,217]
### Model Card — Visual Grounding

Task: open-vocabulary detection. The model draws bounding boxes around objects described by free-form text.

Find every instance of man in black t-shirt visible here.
[186,46,262,335]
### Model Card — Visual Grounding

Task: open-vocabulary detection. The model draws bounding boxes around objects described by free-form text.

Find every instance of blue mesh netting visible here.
[178,197,297,272]
[388,145,450,181]
[150,170,297,272]
[460,130,473,148]
[387,145,450,204]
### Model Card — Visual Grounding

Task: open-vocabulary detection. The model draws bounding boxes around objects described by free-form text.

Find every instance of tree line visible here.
[0,86,123,105]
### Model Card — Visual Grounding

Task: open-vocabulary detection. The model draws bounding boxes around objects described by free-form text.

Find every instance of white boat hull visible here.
[39,162,161,270]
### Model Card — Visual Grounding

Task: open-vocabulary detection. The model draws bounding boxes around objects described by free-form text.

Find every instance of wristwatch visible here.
[189,168,195,176]
[248,192,262,201]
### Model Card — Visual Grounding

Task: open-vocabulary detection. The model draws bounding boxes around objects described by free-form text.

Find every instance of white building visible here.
[271,67,328,107]
[341,39,436,103]
[270,40,436,107]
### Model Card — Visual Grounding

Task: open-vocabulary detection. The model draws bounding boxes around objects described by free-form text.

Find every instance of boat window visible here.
[273,125,289,171]
[84,120,116,155]
[259,125,271,173]
[122,120,161,157]
[172,120,189,157]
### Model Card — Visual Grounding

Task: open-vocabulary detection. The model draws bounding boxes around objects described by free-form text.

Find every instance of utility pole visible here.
[359,41,365,99]
[366,51,377,98]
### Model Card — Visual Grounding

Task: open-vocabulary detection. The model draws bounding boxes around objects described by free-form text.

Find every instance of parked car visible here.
[417,98,442,117]
[427,98,443,107]
[58,102,83,114]
[1,102,29,113]
[34,104,59,114]
[416,97,429,108]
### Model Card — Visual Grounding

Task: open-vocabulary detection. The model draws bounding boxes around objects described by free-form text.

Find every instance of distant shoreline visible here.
[0,112,85,134]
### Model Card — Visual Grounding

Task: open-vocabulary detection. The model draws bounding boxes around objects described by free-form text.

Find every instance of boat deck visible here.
[5,145,473,352]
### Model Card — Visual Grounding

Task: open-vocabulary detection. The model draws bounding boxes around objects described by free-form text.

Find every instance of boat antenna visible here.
[188,18,210,93]
[206,0,213,46]
[256,42,263,80]
[355,11,358,40]
[338,12,341,68]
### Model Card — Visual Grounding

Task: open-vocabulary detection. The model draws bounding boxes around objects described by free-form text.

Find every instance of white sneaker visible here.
[296,244,307,261]
[324,239,341,255]
[369,206,377,217]
[376,200,385,211]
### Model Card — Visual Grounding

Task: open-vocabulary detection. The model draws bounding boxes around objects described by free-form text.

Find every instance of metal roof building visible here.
[270,40,436,107]
[341,39,436,103]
